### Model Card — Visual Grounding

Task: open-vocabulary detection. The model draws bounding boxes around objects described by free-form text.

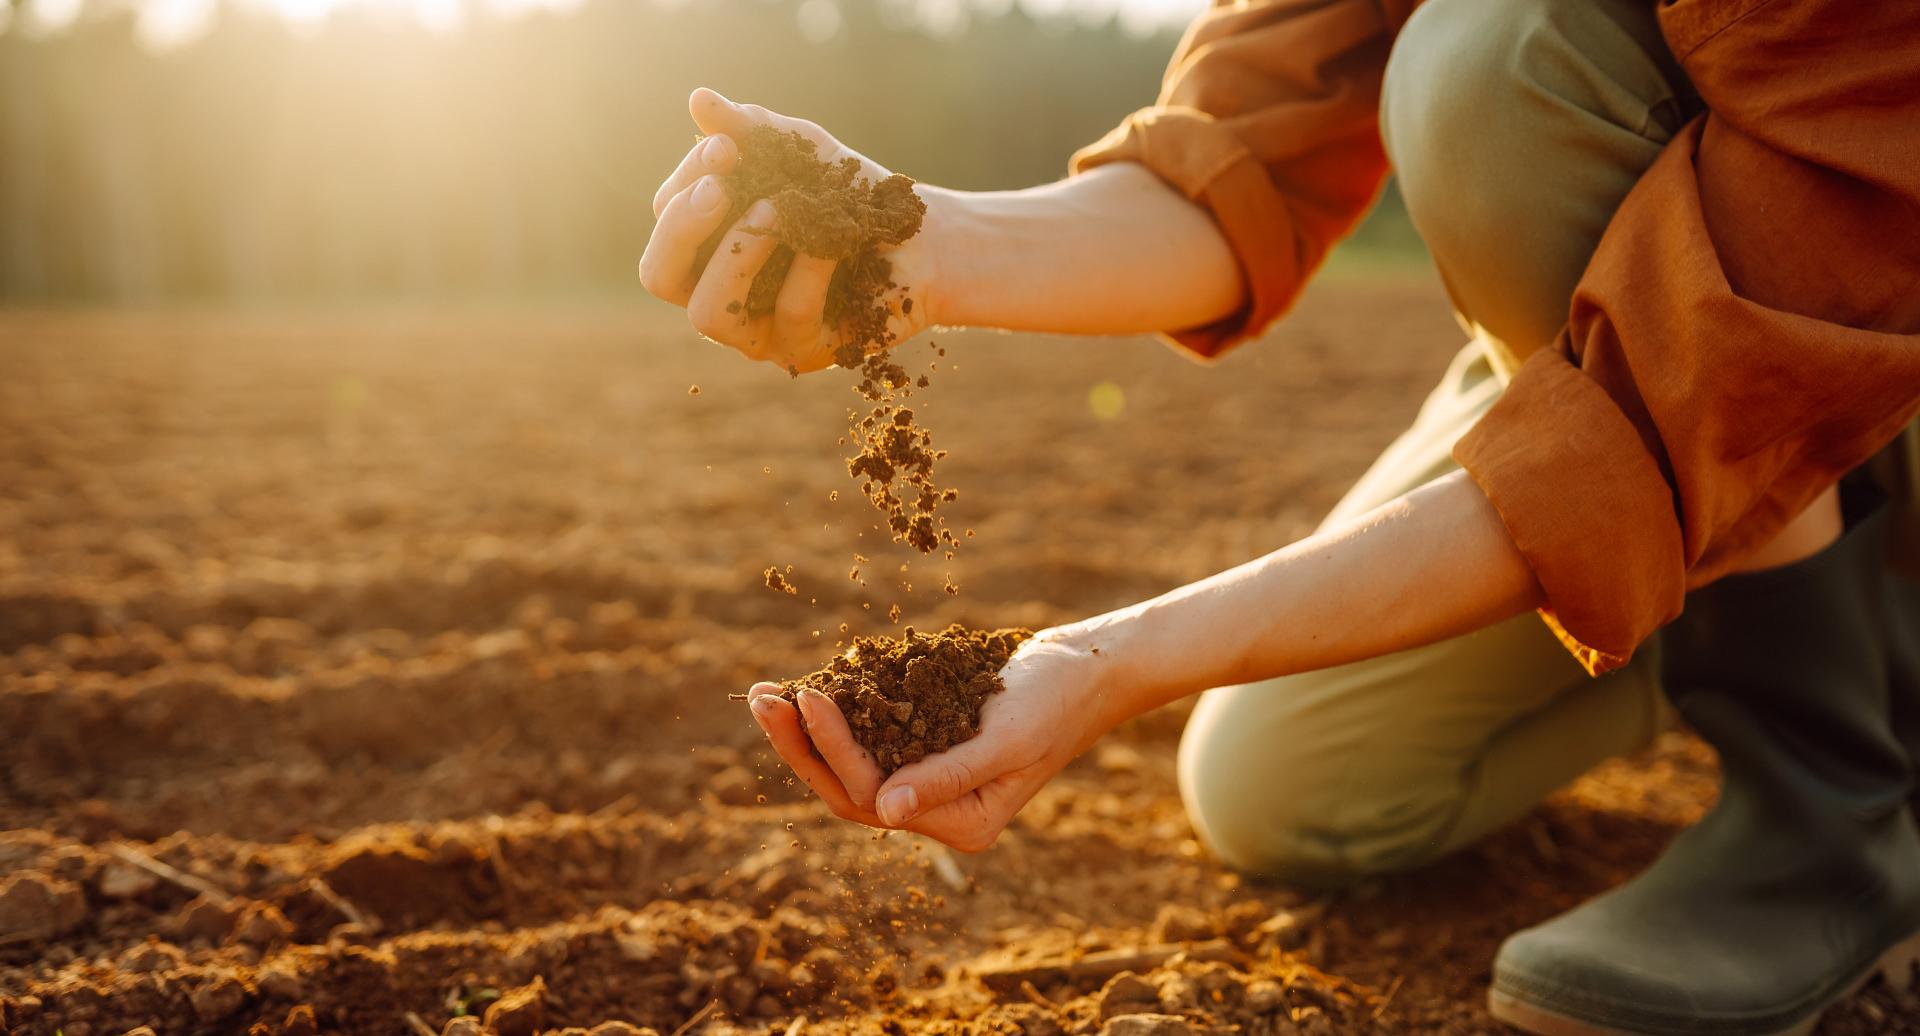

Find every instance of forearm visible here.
[924,163,1245,337]
[1072,471,1544,726]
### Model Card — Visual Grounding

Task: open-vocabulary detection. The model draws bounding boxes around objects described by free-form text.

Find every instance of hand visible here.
[638,88,945,373]
[744,627,1118,852]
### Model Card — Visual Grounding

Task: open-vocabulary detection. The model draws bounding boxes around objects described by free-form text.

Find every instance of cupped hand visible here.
[638,87,944,373]
[745,629,1117,852]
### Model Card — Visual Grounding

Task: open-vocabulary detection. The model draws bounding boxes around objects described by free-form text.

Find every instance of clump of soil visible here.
[708,125,924,350]
[705,127,958,556]
[763,566,797,595]
[776,625,1031,772]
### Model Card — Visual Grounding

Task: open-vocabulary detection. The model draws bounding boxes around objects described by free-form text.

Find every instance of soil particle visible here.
[1100,1014,1195,1036]
[174,891,241,943]
[0,871,86,943]
[188,970,249,1022]
[1150,904,1216,945]
[1098,973,1161,1020]
[482,976,546,1036]
[763,567,798,595]
[282,1004,320,1036]
[776,625,1030,772]
[96,859,160,899]
[232,902,296,948]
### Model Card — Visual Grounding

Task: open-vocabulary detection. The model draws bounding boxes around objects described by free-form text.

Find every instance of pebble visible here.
[1100,1014,1194,1036]
[482,976,546,1036]
[1097,973,1160,1020]
[0,872,87,942]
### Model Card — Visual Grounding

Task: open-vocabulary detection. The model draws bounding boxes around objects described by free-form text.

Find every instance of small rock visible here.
[120,940,187,973]
[1244,979,1285,1014]
[1100,1015,1193,1036]
[97,861,160,900]
[1098,972,1161,1020]
[231,903,294,948]
[997,1004,1064,1036]
[1252,909,1312,952]
[1156,976,1200,1015]
[0,872,87,943]
[256,967,304,1001]
[190,972,249,1022]
[281,1004,318,1036]
[482,977,546,1036]
[1150,904,1215,944]
[174,893,240,943]
[586,1024,657,1036]
[442,1018,484,1036]
[5,994,44,1024]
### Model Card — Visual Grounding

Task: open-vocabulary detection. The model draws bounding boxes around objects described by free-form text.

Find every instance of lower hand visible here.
[745,626,1118,852]
[638,88,945,373]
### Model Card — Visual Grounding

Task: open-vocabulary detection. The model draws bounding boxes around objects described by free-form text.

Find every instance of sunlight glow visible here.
[16,0,1203,51]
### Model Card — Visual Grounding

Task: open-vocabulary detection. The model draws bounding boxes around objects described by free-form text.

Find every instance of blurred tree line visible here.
[0,0,1417,302]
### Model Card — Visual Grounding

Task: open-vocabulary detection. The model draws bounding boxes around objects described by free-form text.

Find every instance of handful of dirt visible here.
[702,125,925,366]
[777,625,1032,773]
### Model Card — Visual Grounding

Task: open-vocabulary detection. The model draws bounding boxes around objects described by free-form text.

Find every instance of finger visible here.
[690,87,830,151]
[638,175,733,305]
[873,736,1010,828]
[652,133,738,219]
[746,686,881,824]
[768,253,838,372]
[686,200,779,350]
[793,689,886,812]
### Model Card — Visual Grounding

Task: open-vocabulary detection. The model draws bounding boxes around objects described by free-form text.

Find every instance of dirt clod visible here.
[482,976,546,1036]
[777,625,1030,772]
[0,872,86,943]
[1100,1014,1194,1036]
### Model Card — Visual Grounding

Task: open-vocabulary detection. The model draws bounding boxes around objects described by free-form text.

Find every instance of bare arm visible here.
[748,470,1544,849]
[639,90,1245,371]
[1080,469,1541,726]
[924,162,1245,337]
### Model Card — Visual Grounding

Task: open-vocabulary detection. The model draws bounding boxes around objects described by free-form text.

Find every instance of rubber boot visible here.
[1489,507,1920,1036]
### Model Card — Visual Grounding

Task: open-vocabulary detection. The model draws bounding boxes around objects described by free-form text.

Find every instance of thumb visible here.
[874,736,1006,827]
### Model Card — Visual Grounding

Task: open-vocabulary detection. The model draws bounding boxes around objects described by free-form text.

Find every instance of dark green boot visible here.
[1489,507,1920,1036]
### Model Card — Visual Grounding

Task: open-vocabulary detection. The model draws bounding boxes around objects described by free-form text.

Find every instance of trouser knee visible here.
[1380,0,1691,365]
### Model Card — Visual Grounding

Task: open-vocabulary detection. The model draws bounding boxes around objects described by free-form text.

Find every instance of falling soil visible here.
[703,126,956,556]
[776,625,1031,773]
[763,567,798,596]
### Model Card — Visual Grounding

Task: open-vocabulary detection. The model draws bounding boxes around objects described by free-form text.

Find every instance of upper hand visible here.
[744,628,1115,852]
[638,88,944,373]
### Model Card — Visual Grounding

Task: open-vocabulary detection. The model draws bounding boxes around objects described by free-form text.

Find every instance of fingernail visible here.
[877,786,918,826]
[700,135,729,167]
[745,199,776,227]
[692,177,725,213]
[748,694,777,717]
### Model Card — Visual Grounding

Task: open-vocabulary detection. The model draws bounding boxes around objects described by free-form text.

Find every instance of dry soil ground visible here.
[2,282,1913,1035]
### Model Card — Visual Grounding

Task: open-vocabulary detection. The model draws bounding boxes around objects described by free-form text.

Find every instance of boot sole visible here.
[1488,926,1920,1036]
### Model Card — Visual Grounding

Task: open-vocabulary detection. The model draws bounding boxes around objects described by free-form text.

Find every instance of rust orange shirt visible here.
[1075,0,1920,675]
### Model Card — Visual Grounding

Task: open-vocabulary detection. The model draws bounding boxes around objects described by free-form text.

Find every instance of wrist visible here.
[915,184,987,330]
[1043,603,1166,736]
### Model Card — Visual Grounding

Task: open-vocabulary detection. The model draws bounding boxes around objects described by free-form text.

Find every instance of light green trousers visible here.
[1179,0,1696,885]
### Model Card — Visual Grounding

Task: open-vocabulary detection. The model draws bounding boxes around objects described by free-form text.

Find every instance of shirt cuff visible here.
[1454,348,1688,675]
[1071,109,1303,361]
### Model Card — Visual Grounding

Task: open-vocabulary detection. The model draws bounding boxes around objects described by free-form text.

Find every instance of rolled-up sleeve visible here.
[1072,0,1419,358]
[1455,0,1920,675]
